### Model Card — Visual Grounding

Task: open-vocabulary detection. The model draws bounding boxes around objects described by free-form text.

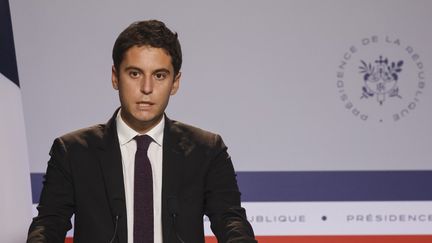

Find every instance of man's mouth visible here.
[136,101,154,108]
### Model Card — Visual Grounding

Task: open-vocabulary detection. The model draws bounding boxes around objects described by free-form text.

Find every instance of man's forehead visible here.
[129,45,171,57]
[123,45,171,59]
[120,45,174,70]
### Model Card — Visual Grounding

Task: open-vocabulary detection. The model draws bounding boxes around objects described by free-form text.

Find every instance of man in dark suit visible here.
[27,20,256,243]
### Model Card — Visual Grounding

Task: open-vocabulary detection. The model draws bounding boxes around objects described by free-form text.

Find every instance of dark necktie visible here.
[134,135,154,243]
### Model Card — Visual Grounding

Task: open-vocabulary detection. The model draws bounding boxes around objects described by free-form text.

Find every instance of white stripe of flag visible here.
[0,0,33,241]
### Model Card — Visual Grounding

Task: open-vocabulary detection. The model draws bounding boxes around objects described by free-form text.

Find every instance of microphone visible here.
[109,198,124,243]
[168,196,179,218]
[167,196,185,243]
[109,215,120,243]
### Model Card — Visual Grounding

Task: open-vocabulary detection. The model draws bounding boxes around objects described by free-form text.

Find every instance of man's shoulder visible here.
[55,124,108,149]
[168,119,224,148]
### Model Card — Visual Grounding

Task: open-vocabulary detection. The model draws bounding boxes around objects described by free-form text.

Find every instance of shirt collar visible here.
[116,109,164,147]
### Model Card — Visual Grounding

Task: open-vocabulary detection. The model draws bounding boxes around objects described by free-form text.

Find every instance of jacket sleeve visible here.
[204,135,257,243]
[27,138,74,243]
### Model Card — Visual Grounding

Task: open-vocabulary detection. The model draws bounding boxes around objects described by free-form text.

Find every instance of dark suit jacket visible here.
[27,110,256,243]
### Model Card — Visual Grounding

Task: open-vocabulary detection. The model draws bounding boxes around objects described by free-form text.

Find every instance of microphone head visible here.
[112,197,125,219]
[167,196,178,216]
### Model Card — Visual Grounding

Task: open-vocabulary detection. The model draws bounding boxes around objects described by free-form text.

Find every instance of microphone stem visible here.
[109,215,119,243]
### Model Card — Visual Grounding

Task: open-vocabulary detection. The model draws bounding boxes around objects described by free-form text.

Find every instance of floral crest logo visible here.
[336,36,426,123]
[359,56,404,105]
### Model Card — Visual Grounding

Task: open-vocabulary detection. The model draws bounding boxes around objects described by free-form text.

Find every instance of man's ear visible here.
[171,72,181,95]
[112,65,119,90]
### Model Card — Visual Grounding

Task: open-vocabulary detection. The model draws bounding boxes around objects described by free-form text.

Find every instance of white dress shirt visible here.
[116,111,164,243]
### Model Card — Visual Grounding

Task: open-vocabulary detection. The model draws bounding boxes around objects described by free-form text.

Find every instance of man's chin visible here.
[134,114,163,125]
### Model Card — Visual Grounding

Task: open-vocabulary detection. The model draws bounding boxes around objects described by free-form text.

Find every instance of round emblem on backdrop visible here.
[336,36,426,122]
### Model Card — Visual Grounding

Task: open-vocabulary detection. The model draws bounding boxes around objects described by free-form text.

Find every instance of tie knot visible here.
[134,135,152,151]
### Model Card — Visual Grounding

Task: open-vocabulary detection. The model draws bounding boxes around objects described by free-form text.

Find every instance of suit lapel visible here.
[161,117,194,241]
[95,110,128,243]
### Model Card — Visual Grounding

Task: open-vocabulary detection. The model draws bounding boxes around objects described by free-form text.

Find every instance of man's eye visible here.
[154,72,167,80]
[129,71,140,78]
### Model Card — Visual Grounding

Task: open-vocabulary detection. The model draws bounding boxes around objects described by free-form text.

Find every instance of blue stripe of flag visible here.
[237,171,432,202]
[31,171,432,203]
[0,0,20,86]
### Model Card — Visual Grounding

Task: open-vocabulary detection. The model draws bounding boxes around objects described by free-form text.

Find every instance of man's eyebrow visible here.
[124,66,143,72]
[123,66,170,74]
[153,68,170,74]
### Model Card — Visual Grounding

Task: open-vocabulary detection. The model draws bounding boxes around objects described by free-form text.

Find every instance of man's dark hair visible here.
[112,20,182,76]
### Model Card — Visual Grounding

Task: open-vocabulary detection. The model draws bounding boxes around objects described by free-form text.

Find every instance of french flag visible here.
[0,0,33,241]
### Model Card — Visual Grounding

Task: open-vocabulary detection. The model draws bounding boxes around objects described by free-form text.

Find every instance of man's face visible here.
[112,45,180,133]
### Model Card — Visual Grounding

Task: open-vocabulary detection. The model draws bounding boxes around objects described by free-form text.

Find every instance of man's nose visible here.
[140,76,153,94]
